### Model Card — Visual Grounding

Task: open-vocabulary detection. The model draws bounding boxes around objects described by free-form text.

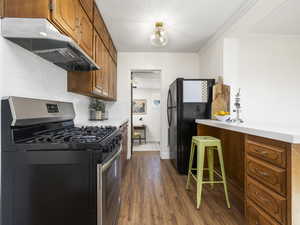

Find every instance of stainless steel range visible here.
[1,96,122,225]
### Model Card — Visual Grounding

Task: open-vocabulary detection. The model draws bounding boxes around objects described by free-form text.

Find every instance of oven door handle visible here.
[101,147,122,172]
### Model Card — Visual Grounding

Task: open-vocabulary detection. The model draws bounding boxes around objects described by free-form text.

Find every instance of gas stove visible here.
[1,96,123,225]
[25,126,117,144]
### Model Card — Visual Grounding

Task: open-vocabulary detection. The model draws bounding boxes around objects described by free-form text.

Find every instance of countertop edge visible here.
[196,119,300,144]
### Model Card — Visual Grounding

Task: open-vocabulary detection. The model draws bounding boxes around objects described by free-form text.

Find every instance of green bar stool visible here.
[186,136,231,209]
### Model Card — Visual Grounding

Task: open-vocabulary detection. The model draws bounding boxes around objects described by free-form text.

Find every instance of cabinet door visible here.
[93,32,105,96]
[79,0,93,21]
[93,4,109,49]
[4,0,50,18]
[51,0,79,40]
[113,62,117,99]
[77,5,93,58]
[108,56,114,98]
[102,48,109,97]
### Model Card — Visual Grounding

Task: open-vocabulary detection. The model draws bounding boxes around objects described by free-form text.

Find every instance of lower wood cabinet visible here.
[197,125,292,225]
[247,177,287,224]
[120,122,128,178]
[246,200,281,225]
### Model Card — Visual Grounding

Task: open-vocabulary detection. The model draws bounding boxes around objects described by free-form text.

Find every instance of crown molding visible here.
[198,0,258,53]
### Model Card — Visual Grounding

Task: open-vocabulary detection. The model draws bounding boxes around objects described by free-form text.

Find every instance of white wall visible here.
[133,88,161,142]
[110,52,200,159]
[199,35,300,126]
[197,0,300,126]
[235,36,300,125]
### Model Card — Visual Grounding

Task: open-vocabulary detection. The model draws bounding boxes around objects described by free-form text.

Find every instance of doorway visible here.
[130,70,161,155]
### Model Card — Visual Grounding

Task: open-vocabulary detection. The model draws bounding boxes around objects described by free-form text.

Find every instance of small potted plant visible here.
[89,98,106,120]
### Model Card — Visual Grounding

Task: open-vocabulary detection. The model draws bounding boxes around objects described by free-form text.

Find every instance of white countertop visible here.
[196,119,300,144]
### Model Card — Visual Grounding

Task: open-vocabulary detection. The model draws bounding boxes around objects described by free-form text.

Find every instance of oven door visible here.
[97,147,122,225]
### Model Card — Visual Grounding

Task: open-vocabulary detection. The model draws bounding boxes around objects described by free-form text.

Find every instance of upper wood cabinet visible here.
[3,0,50,18]
[79,0,93,22]
[102,47,110,97]
[93,31,105,95]
[93,4,109,49]
[77,5,93,58]
[51,0,79,40]
[2,0,117,101]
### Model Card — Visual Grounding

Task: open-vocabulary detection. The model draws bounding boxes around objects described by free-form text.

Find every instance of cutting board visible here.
[211,83,230,119]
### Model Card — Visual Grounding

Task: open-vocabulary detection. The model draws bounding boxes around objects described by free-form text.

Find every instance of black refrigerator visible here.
[167,78,215,174]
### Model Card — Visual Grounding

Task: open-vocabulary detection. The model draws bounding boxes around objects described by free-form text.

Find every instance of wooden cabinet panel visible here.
[79,0,93,21]
[246,200,281,225]
[247,135,289,150]
[221,129,245,190]
[3,0,50,18]
[108,56,114,98]
[0,0,4,17]
[247,177,286,224]
[68,71,93,96]
[93,32,104,95]
[247,156,286,196]
[51,0,79,40]
[93,4,109,49]
[113,62,117,99]
[102,47,109,97]
[77,5,93,58]
[93,4,104,35]
[121,122,128,178]
[247,141,287,168]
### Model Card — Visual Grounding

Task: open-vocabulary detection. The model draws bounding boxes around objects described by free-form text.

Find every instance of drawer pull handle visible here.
[254,191,270,204]
[254,168,269,177]
[255,221,260,225]
[254,149,268,155]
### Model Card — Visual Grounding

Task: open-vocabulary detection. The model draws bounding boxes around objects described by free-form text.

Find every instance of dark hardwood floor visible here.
[118,152,245,225]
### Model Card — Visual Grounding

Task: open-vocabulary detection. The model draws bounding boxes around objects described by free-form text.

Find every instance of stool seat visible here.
[186,135,231,209]
[192,136,220,145]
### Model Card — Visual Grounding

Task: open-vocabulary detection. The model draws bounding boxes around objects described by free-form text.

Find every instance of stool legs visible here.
[186,137,231,209]
[216,143,231,209]
[196,144,205,209]
[207,147,214,189]
[186,142,195,190]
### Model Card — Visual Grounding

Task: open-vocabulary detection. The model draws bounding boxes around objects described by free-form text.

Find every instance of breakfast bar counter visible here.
[196,119,300,225]
[196,119,300,144]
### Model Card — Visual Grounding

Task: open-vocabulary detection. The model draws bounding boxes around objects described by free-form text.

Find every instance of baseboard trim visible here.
[160,151,170,159]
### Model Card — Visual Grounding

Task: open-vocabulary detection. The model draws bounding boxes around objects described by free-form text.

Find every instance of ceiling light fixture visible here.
[150,22,168,47]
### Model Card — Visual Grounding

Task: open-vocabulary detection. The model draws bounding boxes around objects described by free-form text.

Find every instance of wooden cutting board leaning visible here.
[211,78,230,120]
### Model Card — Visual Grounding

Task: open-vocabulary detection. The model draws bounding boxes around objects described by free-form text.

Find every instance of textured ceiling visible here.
[95,0,249,52]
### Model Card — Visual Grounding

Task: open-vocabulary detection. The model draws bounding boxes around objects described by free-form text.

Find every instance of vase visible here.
[95,111,102,120]
[90,110,102,120]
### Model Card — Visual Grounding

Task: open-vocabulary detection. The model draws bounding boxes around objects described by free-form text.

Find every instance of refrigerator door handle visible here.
[167,89,172,108]
[167,108,172,127]
[167,89,172,126]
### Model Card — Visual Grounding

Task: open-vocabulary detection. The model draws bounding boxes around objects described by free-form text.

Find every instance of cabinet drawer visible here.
[247,141,286,168]
[247,135,289,150]
[247,177,286,224]
[246,199,281,225]
[247,156,286,196]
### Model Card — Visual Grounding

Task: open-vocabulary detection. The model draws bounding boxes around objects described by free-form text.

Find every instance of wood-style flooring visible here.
[118,152,245,225]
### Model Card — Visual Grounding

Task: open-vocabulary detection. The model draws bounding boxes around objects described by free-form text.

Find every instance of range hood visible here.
[1,18,100,71]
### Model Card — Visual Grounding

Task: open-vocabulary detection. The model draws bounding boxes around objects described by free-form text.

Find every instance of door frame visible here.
[130,69,162,157]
